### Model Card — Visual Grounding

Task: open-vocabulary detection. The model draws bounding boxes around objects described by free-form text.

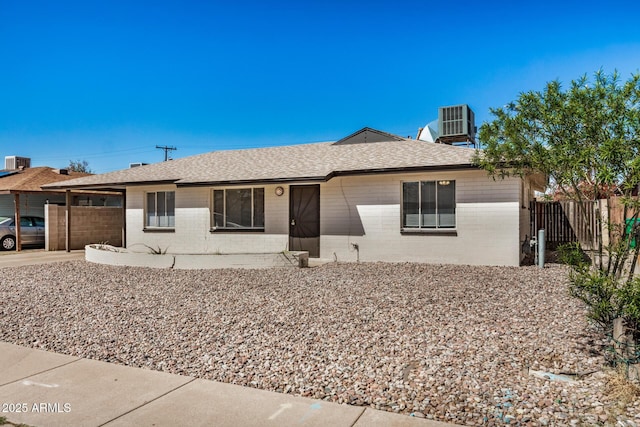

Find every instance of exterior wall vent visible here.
[437,105,476,146]
[5,156,31,170]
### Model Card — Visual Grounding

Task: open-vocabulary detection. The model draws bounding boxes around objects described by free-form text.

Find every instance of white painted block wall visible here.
[124,171,523,266]
[319,171,521,266]
[126,184,289,254]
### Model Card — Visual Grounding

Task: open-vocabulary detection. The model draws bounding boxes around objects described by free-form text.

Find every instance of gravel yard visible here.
[1,261,638,425]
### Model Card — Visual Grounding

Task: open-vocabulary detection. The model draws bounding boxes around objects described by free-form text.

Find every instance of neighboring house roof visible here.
[0,167,92,194]
[43,128,479,191]
[333,127,406,145]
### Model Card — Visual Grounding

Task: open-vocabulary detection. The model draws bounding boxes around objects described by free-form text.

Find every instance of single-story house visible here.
[44,128,545,266]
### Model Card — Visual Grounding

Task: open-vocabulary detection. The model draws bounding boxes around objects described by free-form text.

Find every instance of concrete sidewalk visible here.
[0,343,455,427]
[0,250,85,268]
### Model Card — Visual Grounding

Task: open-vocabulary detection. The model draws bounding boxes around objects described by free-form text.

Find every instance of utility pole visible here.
[156,145,177,161]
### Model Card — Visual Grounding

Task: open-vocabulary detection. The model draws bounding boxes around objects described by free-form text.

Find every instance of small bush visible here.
[616,277,640,341]
[568,264,640,342]
[569,270,619,331]
[557,242,590,270]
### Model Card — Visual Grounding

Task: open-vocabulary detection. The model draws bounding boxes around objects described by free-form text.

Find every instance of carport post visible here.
[121,190,126,248]
[14,193,21,251]
[65,190,71,252]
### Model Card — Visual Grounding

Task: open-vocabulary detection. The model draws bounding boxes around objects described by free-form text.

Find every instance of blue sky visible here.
[1,1,639,173]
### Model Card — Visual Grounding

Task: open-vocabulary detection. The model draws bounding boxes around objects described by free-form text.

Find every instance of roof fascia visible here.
[177,176,327,187]
[43,179,179,191]
[176,164,478,187]
[2,189,122,196]
[328,164,478,179]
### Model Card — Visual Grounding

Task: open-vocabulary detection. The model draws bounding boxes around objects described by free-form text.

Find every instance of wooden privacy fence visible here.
[531,197,638,251]
[530,200,597,250]
[609,196,632,230]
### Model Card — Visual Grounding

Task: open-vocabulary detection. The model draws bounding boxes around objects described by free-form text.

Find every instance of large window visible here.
[146,191,175,228]
[213,188,264,229]
[402,180,455,229]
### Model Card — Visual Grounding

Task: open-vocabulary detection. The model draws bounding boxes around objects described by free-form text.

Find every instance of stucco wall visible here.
[45,205,124,250]
[123,171,524,266]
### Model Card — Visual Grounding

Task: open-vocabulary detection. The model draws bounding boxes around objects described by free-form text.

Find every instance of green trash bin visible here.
[626,218,640,248]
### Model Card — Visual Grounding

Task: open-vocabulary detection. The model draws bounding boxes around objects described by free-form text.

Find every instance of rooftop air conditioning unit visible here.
[437,105,476,145]
[5,156,31,170]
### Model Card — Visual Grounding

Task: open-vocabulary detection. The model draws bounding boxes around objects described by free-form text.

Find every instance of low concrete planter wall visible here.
[85,245,175,268]
[85,245,309,270]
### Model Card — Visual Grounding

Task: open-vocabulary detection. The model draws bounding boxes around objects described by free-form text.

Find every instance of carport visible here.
[0,167,122,251]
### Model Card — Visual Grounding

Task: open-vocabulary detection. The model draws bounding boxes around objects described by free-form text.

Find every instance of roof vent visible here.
[417,121,439,142]
[437,105,476,147]
[55,168,69,175]
[5,156,31,170]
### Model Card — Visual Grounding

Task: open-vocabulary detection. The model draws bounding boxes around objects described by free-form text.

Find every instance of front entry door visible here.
[289,185,320,258]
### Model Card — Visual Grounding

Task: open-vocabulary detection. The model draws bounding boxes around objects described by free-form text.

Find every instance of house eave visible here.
[177,176,327,187]
[177,164,477,187]
[42,164,478,190]
[328,164,477,179]
[43,179,179,191]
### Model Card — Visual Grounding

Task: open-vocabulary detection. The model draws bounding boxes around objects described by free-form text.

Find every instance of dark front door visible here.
[289,185,320,257]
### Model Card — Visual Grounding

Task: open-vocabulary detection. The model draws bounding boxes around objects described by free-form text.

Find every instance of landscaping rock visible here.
[0,261,636,425]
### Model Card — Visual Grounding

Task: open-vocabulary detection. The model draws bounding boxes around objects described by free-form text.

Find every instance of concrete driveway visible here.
[0,249,84,267]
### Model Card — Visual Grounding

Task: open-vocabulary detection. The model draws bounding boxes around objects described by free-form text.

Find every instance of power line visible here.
[156,145,177,161]
[35,146,156,161]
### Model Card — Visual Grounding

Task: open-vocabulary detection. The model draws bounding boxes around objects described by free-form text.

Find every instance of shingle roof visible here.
[43,135,478,190]
[0,167,92,193]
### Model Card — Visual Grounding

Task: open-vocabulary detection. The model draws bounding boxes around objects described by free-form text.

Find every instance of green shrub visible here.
[616,277,640,341]
[569,270,619,331]
[569,267,640,342]
[557,242,590,270]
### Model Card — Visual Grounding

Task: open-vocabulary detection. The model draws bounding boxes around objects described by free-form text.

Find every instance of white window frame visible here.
[401,180,456,230]
[212,187,265,230]
[145,191,175,228]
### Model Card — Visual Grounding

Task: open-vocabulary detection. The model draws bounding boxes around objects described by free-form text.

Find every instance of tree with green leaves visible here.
[67,159,92,173]
[475,70,640,345]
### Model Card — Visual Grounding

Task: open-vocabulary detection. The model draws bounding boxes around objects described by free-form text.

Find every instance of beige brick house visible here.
[45,128,545,266]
